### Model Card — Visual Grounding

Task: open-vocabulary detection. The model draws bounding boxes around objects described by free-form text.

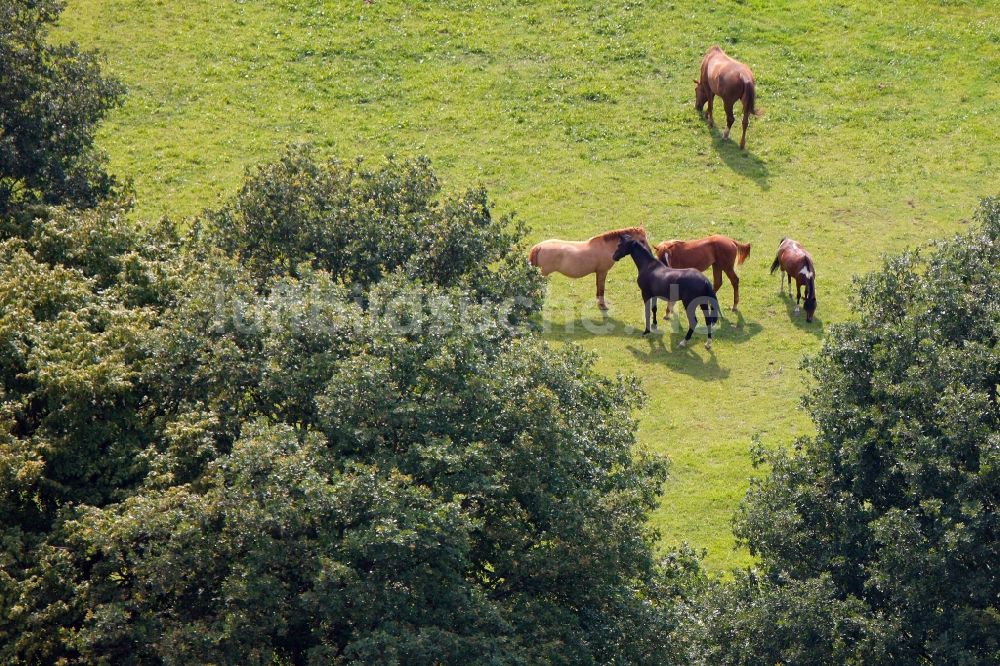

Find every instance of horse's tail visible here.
[701,302,719,327]
[701,298,720,327]
[528,244,542,268]
[769,251,781,274]
[735,241,751,267]
[743,76,758,116]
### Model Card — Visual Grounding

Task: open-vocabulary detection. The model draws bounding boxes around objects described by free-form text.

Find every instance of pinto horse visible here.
[654,234,751,311]
[529,226,649,310]
[612,234,720,349]
[770,237,817,322]
[695,45,758,150]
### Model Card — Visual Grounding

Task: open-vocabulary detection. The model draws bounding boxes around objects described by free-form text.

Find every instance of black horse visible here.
[612,234,720,349]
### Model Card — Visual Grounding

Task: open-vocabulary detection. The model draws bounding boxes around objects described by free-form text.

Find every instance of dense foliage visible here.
[204,145,543,321]
[0,136,698,662]
[0,0,125,214]
[695,197,1000,665]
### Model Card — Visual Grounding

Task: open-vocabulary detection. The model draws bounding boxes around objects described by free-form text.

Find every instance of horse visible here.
[654,234,751,311]
[695,45,758,150]
[769,237,817,322]
[612,233,720,349]
[529,226,649,310]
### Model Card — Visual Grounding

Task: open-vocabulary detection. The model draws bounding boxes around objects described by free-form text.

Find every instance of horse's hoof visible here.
[794,306,800,314]
[678,339,687,348]
[598,303,609,311]
[642,329,650,336]
[705,340,712,350]
[731,306,739,313]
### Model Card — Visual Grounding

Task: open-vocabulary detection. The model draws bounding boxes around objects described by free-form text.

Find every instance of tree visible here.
[704,197,1000,665]
[202,145,544,323]
[0,151,695,664]
[0,0,125,215]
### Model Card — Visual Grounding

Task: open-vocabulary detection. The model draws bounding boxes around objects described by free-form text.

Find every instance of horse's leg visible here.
[651,297,658,330]
[724,266,740,311]
[679,304,697,348]
[702,302,713,350]
[712,265,724,294]
[723,99,736,140]
[740,105,750,150]
[706,94,715,128]
[795,282,802,313]
[595,270,608,310]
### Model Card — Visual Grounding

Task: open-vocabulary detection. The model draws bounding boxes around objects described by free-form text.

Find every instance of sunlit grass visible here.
[58,0,1000,569]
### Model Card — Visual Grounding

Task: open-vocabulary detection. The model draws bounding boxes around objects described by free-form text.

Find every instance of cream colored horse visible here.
[529,226,648,310]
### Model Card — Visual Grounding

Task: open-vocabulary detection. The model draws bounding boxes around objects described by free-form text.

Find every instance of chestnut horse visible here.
[529,226,649,310]
[769,237,817,322]
[654,235,751,311]
[695,45,757,150]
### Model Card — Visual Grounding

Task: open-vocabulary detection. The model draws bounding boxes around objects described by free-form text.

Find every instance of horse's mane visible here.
[592,226,646,242]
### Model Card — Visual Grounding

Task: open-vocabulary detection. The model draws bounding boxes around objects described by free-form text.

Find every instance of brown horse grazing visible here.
[769,238,817,322]
[695,45,758,150]
[654,235,751,311]
[529,226,649,310]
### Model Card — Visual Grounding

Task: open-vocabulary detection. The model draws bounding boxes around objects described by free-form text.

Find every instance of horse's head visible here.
[694,79,707,109]
[804,286,817,323]
[655,240,676,266]
[612,234,637,261]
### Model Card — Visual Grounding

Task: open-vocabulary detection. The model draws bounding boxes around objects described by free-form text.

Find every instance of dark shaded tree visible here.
[0,0,125,214]
[0,151,695,664]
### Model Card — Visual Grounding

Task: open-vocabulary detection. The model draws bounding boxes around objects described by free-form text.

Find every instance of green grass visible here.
[58,0,1000,570]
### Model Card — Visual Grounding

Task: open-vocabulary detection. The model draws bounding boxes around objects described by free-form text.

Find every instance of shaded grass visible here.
[58,0,1000,569]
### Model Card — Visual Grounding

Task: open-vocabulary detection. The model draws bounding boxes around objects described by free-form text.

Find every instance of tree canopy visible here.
[0,0,125,214]
[0,143,698,663]
[694,197,1000,665]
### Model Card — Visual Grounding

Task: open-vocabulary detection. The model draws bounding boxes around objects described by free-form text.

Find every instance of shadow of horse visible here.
[626,333,731,381]
[544,314,641,342]
[780,293,824,337]
[707,124,770,190]
[717,309,764,344]
[545,309,763,346]
[651,307,763,345]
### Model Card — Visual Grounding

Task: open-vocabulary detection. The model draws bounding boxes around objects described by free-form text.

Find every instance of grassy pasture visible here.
[58,0,1000,569]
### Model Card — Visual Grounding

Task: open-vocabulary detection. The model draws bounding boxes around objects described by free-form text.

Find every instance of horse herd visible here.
[529,226,818,350]
[527,46,816,350]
